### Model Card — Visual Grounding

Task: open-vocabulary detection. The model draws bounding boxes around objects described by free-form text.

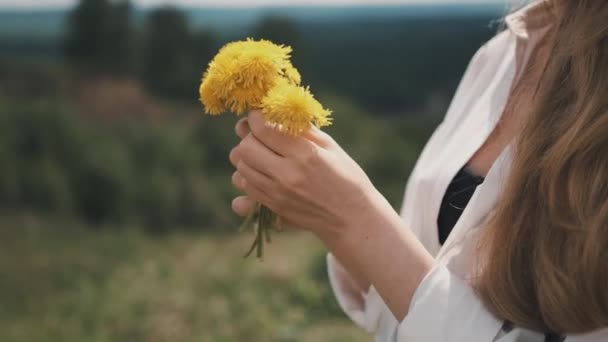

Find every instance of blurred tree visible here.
[142,6,212,99]
[253,16,305,79]
[64,0,133,74]
[253,15,308,85]
[109,0,134,73]
[253,16,300,50]
[192,30,219,73]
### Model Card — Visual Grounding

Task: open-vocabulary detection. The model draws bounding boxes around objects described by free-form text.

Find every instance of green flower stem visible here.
[243,204,278,259]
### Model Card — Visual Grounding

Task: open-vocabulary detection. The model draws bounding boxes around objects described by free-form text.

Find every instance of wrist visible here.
[317,186,401,283]
[318,185,391,246]
[318,188,434,320]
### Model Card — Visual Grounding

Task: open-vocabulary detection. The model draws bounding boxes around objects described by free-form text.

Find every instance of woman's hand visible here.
[229,110,382,240]
[229,110,434,320]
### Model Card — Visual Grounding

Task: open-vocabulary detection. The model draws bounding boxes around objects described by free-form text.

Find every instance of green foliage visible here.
[0,100,239,231]
[0,60,69,100]
[0,85,437,228]
[70,138,133,223]
[19,159,73,214]
[305,250,344,317]
[0,151,19,206]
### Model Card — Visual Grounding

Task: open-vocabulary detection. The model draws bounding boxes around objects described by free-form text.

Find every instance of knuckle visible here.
[307,148,321,164]
[236,160,249,176]
[282,172,305,190]
[231,171,243,189]
[240,134,251,147]
[297,145,320,166]
[238,137,255,158]
[249,117,274,139]
[242,181,253,195]
[252,125,272,143]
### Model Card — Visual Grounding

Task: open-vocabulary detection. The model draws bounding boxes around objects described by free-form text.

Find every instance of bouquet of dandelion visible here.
[199,39,332,258]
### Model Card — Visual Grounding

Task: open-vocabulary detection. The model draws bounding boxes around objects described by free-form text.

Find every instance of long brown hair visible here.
[476,0,608,334]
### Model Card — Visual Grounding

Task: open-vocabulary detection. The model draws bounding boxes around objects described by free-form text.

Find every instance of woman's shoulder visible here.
[463,30,514,83]
[461,30,515,89]
[438,29,515,126]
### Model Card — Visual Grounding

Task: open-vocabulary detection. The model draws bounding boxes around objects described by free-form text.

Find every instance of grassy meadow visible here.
[0,216,370,342]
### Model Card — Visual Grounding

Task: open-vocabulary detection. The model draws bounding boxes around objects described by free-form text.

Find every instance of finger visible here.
[238,133,284,178]
[232,196,255,217]
[302,124,335,149]
[239,173,274,208]
[235,117,251,140]
[237,159,276,193]
[229,147,240,168]
[232,170,245,191]
[247,110,310,156]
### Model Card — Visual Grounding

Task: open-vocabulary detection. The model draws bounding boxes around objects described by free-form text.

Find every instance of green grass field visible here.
[0,216,370,342]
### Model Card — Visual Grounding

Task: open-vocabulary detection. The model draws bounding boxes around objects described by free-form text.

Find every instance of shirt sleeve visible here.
[397,263,503,341]
[564,329,608,342]
[328,254,608,342]
[326,253,398,335]
[327,254,503,341]
[398,264,608,342]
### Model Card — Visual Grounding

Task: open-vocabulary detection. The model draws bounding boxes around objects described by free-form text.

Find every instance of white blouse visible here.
[326,2,608,341]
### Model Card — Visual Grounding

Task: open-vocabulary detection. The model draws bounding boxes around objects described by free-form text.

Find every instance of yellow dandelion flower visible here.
[199,73,226,115]
[261,80,332,136]
[199,38,298,116]
[197,38,333,259]
[283,64,302,85]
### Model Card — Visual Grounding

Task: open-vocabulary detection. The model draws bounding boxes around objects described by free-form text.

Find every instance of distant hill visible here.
[0,9,66,37]
[0,4,505,37]
[184,4,505,35]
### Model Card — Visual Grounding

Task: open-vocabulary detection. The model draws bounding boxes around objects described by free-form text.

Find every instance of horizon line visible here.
[0,2,506,11]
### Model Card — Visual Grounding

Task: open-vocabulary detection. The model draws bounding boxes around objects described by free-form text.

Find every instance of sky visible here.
[0,0,505,9]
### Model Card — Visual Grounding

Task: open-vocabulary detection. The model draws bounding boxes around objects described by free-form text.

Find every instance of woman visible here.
[228,0,608,340]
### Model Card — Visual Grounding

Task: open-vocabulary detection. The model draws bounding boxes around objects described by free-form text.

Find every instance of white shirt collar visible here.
[505,0,554,40]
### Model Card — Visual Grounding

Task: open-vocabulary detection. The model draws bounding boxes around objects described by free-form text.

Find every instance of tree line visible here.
[63,0,301,101]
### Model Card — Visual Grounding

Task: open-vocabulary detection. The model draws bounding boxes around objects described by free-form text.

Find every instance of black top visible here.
[437,166,485,245]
